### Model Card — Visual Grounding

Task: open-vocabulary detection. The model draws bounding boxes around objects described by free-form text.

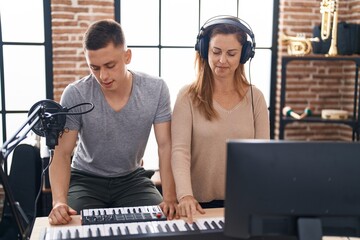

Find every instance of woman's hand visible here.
[178,195,205,223]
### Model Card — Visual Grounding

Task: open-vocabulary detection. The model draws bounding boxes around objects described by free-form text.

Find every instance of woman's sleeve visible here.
[253,87,270,139]
[171,87,194,200]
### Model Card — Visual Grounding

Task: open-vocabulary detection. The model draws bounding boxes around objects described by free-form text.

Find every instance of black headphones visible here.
[195,15,256,64]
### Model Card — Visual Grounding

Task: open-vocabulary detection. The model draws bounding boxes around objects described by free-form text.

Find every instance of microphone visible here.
[28,100,67,150]
[28,99,94,150]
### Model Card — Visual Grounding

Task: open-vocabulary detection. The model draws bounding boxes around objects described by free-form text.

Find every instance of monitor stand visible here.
[297,218,322,240]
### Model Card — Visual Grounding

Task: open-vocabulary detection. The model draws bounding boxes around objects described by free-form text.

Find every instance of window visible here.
[116,0,278,169]
[0,0,53,171]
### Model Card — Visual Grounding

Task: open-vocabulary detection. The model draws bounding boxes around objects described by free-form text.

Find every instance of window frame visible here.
[0,0,53,171]
[115,0,279,139]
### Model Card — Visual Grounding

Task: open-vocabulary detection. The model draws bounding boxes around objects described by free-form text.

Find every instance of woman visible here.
[171,16,270,222]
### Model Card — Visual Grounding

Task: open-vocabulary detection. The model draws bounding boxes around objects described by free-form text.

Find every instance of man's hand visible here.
[159,199,179,220]
[48,202,77,225]
[178,195,205,223]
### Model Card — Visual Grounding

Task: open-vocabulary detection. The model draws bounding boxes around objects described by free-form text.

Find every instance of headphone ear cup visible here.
[240,41,254,64]
[196,36,209,59]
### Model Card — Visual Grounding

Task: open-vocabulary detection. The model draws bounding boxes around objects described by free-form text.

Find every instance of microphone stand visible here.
[0,105,42,240]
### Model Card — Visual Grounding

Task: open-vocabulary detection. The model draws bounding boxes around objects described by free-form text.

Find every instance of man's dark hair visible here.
[83,19,126,50]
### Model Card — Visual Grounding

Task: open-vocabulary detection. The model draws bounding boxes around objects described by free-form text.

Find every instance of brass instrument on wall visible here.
[281,33,319,56]
[320,0,339,56]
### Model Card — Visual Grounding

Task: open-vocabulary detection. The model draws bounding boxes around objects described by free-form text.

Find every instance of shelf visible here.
[281,116,356,127]
[279,55,360,141]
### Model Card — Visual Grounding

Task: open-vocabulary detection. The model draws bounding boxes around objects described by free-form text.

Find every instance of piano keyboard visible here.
[40,217,225,240]
[81,205,167,225]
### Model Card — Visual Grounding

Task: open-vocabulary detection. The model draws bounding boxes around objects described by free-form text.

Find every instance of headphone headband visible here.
[195,15,256,64]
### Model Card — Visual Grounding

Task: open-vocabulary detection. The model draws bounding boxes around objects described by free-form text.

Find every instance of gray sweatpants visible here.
[68,167,163,212]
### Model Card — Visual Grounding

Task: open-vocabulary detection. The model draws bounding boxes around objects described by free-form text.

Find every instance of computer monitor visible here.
[224,140,360,240]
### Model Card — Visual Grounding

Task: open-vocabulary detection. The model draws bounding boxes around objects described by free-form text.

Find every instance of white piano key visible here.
[118,223,131,235]
[151,221,167,233]
[133,206,142,213]
[104,208,113,215]
[141,206,150,213]
[99,208,106,215]
[126,222,142,234]
[108,223,124,236]
[59,226,74,238]
[81,225,92,238]
[82,208,89,216]
[44,227,52,240]
[135,222,154,234]
[122,207,130,214]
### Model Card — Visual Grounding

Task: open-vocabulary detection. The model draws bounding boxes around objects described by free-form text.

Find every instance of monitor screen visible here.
[224,140,360,240]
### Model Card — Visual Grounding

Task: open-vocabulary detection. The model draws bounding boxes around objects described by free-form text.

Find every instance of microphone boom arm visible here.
[0,104,44,240]
[1,105,41,159]
[0,99,93,239]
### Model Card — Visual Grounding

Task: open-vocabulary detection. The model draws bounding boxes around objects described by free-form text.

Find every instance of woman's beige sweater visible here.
[171,85,270,202]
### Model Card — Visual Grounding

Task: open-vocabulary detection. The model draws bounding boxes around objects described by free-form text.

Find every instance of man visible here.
[48,19,177,225]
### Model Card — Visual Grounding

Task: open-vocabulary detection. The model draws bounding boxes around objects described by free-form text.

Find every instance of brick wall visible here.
[276,0,360,140]
[51,0,115,101]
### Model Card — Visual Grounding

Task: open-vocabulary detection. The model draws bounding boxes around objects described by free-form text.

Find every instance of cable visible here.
[27,149,54,239]
[46,102,95,117]
[247,58,256,138]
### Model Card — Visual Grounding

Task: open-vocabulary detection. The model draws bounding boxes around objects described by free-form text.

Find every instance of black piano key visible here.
[75,229,80,238]
[138,207,142,213]
[173,223,180,232]
[92,210,95,216]
[165,223,172,232]
[56,230,62,239]
[127,209,131,213]
[137,225,143,234]
[145,225,152,233]
[211,220,220,229]
[211,221,220,229]
[65,229,71,238]
[95,227,101,237]
[125,226,130,235]
[192,222,200,231]
[112,209,116,215]
[184,223,192,231]
[88,228,92,237]
[204,221,212,230]
[157,224,164,233]
[116,226,122,235]
[219,220,225,228]
[109,227,114,236]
